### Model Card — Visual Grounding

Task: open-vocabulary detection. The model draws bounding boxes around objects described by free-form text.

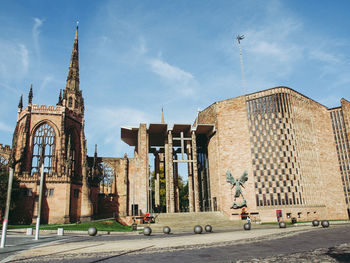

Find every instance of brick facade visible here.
[198,87,349,222]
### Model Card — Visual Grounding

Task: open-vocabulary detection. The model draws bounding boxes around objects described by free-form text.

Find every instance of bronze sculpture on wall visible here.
[226,170,248,209]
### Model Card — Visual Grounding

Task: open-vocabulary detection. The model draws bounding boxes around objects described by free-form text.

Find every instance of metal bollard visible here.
[26,228,33,236]
[57,228,64,236]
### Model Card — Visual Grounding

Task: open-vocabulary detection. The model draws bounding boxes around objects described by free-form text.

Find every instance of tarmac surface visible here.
[1,223,350,262]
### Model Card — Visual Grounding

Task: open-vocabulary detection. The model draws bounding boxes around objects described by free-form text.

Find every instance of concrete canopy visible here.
[121,124,215,148]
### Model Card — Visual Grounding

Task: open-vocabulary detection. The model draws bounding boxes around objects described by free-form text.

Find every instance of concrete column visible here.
[164,139,170,212]
[80,164,93,222]
[174,154,179,212]
[192,131,200,212]
[64,183,71,223]
[168,131,175,213]
[187,140,194,212]
[154,152,160,207]
[124,155,129,216]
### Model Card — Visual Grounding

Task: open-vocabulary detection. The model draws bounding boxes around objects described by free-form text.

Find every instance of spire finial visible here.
[18,94,23,110]
[161,106,165,124]
[65,24,80,91]
[57,89,63,106]
[75,21,79,40]
[93,144,98,170]
[28,84,33,104]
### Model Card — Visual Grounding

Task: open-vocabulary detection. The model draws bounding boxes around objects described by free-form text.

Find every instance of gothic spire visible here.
[65,23,80,91]
[57,89,63,106]
[18,94,23,110]
[28,84,33,104]
[161,106,165,124]
[93,144,98,172]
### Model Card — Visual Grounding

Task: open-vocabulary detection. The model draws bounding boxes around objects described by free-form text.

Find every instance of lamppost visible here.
[0,166,14,248]
[34,140,46,240]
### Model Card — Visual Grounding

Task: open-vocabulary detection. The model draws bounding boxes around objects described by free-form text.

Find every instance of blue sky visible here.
[0,0,349,159]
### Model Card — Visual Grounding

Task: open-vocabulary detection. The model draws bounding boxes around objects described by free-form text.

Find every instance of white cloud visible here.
[32,17,44,57]
[136,38,147,55]
[309,50,340,64]
[0,41,29,80]
[40,75,53,90]
[86,107,151,156]
[18,44,29,73]
[95,107,150,127]
[148,58,197,96]
[249,41,299,62]
[0,83,18,94]
[317,95,341,108]
[0,121,13,132]
[149,58,194,83]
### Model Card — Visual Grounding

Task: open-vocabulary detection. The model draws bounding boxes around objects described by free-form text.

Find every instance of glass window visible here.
[0,155,8,171]
[68,97,73,107]
[99,162,115,194]
[31,123,55,176]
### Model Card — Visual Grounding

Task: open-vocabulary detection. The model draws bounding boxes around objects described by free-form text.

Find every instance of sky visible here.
[0,0,349,160]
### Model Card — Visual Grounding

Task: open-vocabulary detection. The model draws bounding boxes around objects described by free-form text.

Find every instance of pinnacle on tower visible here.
[65,24,80,91]
[94,144,98,158]
[93,144,98,171]
[161,106,165,124]
[18,94,23,110]
[28,84,33,104]
[57,89,63,106]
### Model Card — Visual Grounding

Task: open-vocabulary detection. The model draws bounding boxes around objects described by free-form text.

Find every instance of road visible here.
[0,232,75,262]
[2,225,350,262]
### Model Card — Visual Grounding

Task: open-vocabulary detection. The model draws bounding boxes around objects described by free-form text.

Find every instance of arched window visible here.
[68,97,73,108]
[31,123,55,176]
[99,162,115,194]
[66,133,77,177]
[0,155,8,172]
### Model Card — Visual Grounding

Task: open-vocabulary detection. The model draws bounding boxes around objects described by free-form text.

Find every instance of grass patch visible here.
[8,219,132,232]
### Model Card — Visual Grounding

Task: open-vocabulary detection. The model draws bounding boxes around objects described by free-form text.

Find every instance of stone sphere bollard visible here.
[163,226,171,234]
[321,220,330,228]
[194,225,203,234]
[88,227,97,236]
[279,222,286,228]
[244,223,251,230]
[205,225,212,233]
[312,220,320,227]
[143,226,152,236]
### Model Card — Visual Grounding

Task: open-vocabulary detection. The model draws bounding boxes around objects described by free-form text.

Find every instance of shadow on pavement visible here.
[9,243,105,262]
[88,245,155,263]
[326,247,350,263]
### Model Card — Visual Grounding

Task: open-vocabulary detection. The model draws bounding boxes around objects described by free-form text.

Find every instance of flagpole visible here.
[237,35,246,95]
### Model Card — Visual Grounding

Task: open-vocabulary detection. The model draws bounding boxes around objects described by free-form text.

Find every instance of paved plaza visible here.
[1,223,349,262]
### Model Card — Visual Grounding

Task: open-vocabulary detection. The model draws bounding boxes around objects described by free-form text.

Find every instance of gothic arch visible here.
[30,122,56,176]
[99,162,116,195]
[0,155,9,171]
[31,120,60,139]
[65,126,81,177]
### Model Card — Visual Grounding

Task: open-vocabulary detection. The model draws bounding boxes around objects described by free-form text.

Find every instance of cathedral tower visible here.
[11,25,92,224]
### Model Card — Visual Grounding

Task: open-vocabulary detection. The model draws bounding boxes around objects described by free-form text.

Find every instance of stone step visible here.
[154,212,228,222]
[144,211,243,232]
[138,222,246,233]
[155,212,228,221]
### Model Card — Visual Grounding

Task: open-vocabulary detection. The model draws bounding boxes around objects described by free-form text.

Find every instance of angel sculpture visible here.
[226,170,248,209]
